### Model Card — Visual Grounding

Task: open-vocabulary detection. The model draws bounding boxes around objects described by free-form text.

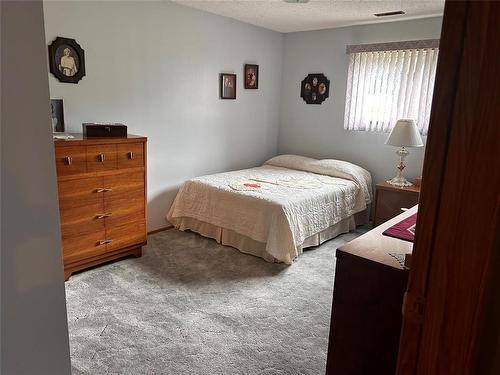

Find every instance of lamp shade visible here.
[385,119,424,147]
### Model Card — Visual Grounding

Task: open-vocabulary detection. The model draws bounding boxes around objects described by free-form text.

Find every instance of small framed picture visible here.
[220,73,237,100]
[244,64,259,89]
[50,99,65,132]
[48,37,86,84]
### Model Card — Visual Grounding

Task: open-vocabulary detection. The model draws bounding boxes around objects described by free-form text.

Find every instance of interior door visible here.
[397,1,500,374]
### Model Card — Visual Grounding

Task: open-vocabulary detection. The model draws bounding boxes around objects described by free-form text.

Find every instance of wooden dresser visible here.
[54,134,147,280]
[326,206,416,375]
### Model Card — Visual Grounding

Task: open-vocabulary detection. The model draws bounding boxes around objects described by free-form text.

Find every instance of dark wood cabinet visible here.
[326,207,416,375]
[54,134,147,280]
[373,181,420,226]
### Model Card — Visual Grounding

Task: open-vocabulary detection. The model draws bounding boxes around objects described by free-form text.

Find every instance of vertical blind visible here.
[344,44,439,135]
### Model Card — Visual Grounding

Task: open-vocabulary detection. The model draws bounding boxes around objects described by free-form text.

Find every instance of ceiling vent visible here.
[283,0,310,3]
[374,10,406,17]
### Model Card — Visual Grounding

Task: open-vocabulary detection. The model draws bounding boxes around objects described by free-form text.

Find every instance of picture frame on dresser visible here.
[50,99,65,133]
[54,134,147,280]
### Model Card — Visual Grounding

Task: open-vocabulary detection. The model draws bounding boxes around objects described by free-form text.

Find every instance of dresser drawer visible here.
[58,176,105,237]
[58,176,104,209]
[103,171,145,228]
[60,206,106,238]
[105,220,147,252]
[376,189,419,222]
[86,144,117,172]
[55,145,86,176]
[62,230,107,264]
[117,142,144,169]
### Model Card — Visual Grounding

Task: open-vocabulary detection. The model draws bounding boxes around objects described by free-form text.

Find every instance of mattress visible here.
[167,155,372,264]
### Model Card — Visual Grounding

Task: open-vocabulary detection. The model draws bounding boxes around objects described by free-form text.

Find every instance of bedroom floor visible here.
[66,227,368,375]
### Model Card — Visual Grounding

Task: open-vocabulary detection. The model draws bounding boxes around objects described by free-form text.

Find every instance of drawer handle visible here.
[128,151,134,160]
[95,213,112,219]
[97,239,113,246]
[95,188,113,193]
[66,156,73,166]
[99,153,105,162]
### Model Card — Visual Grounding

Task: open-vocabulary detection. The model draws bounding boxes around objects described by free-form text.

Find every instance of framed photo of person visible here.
[300,73,330,104]
[244,64,259,89]
[48,37,86,84]
[220,73,237,100]
[50,99,65,133]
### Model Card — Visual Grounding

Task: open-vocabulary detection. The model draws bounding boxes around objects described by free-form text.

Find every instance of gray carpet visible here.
[66,227,367,375]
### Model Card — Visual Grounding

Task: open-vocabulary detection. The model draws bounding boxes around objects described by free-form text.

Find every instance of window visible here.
[344,40,439,135]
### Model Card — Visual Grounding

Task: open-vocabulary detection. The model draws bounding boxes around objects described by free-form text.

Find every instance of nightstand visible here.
[372,181,420,226]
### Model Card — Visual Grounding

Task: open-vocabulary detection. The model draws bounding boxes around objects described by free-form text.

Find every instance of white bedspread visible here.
[167,156,372,264]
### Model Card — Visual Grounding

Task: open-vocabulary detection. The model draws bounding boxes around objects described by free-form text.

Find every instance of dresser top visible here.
[54,133,147,146]
[338,205,417,270]
[376,181,420,194]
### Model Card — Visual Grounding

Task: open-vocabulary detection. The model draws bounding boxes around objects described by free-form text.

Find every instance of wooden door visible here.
[396,1,500,374]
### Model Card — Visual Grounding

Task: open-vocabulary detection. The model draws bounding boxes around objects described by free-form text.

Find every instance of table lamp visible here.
[385,119,424,187]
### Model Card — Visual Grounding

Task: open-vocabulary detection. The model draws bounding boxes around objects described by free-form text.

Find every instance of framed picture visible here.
[300,73,330,104]
[220,73,237,99]
[244,64,259,89]
[50,99,65,132]
[48,37,86,84]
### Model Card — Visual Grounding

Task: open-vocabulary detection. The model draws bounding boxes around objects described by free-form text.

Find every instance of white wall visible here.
[279,17,443,184]
[43,0,284,231]
[1,1,71,374]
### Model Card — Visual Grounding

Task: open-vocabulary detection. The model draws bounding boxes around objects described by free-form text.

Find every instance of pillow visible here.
[264,155,372,203]
[306,159,353,181]
[264,154,317,170]
[307,159,373,203]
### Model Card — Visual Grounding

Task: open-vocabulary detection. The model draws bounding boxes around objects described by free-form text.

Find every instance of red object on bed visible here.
[382,213,417,242]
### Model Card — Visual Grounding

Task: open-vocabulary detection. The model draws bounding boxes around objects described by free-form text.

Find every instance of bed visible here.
[166,155,372,264]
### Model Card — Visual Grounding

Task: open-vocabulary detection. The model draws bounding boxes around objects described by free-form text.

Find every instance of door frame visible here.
[397,1,500,374]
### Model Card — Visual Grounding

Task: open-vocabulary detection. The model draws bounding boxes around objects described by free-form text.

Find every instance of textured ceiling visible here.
[171,0,445,33]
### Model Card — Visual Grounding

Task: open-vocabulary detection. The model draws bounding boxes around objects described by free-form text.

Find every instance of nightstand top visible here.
[376,181,420,194]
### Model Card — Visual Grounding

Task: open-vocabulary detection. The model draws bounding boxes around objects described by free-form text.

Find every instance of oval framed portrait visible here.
[48,37,86,84]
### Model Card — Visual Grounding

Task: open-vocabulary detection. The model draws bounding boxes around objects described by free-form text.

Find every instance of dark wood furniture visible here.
[326,206,416,375]
[397,2,500,374]
[373,181,420,226]
[54,134,147,280]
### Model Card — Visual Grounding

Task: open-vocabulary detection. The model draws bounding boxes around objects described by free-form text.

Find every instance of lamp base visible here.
[387,176,413,187]
[387,146,413,187]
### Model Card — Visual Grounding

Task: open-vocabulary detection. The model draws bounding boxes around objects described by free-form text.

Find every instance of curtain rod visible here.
[346,39,439,54]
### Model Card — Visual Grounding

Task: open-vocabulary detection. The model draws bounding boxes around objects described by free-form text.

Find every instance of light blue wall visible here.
[44,0,443,229]
[44,0,284,230]
[279,17,443,184]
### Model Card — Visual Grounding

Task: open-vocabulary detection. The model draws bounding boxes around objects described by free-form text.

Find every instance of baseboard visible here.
[148,225,173,235]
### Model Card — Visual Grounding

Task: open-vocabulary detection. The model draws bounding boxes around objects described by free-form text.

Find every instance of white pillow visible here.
[264,155,372,203]
[264,155,354,180]
[306,159,353,180]
[264,154,317,170]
